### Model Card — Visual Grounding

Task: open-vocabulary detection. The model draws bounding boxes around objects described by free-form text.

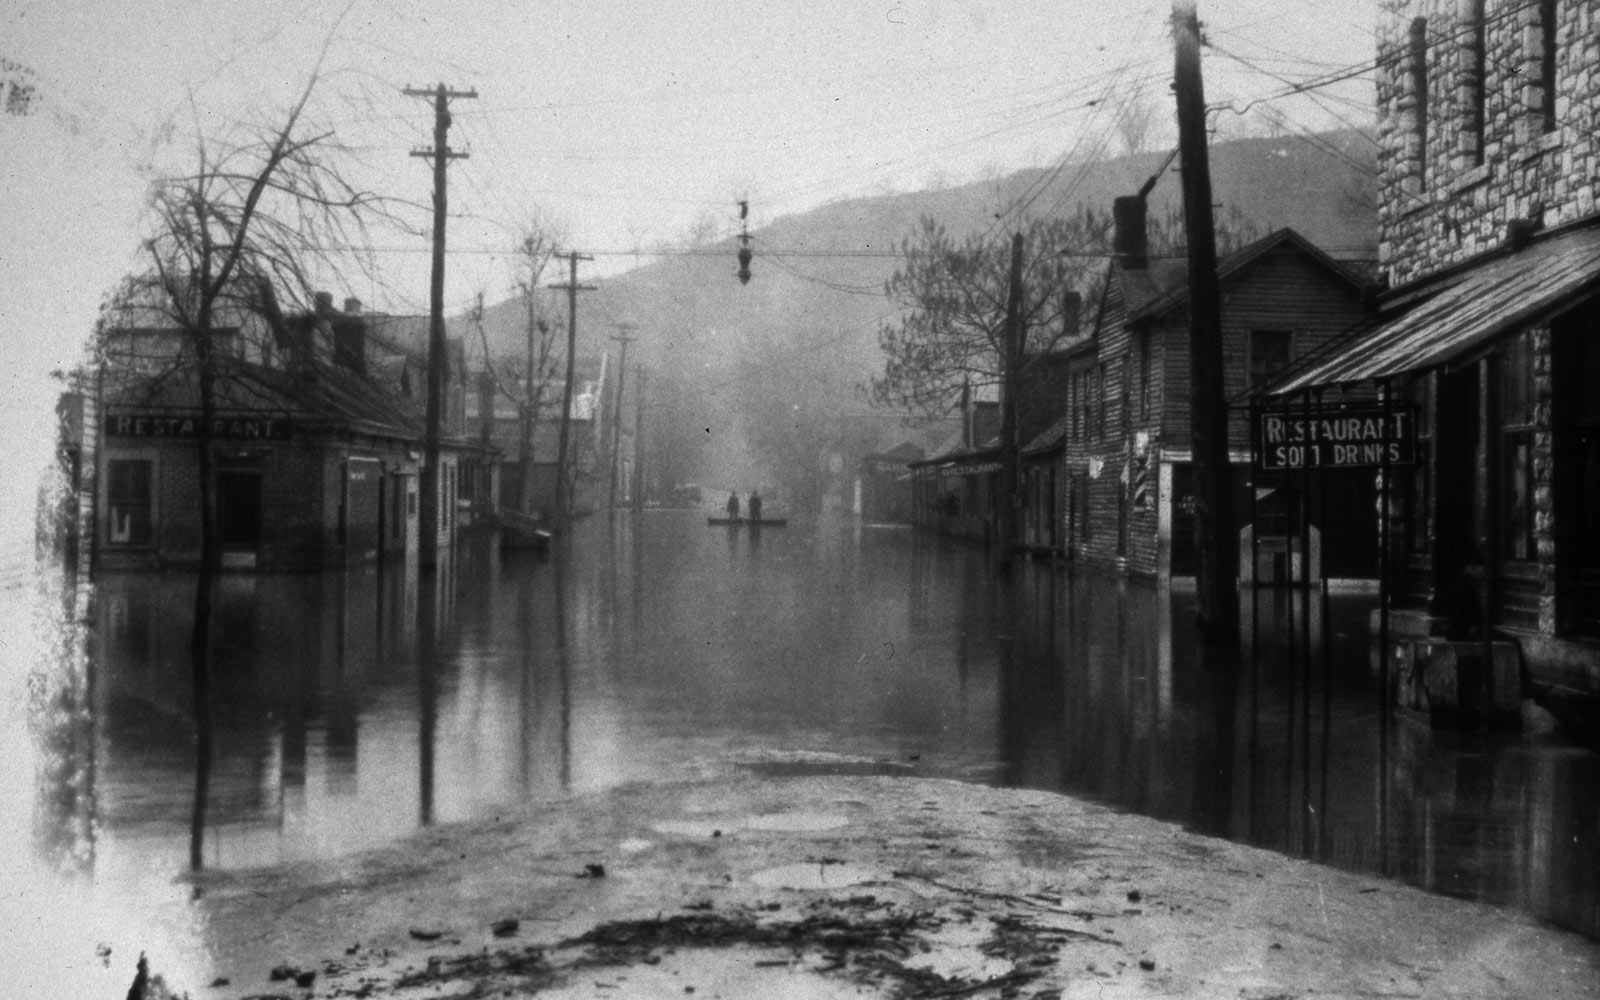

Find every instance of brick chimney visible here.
[1113,195,1148,271]
[344,296,362,315]
[1061,290,1083,338]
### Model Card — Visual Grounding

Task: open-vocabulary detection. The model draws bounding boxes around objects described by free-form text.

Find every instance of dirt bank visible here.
[164,773,1598,999]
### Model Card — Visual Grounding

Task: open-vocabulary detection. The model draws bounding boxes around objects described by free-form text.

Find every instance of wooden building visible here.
[1060,202,1374,579]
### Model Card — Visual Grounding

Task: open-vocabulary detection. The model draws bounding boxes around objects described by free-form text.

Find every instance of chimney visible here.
[314,290,335,314]
[332,314,367,375]
[1061,290,1083,338]
[1113,195,1148,270]
[344,296,362,315]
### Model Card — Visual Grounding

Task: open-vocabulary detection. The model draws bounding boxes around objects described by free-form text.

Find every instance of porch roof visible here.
[1273,224,1600,394]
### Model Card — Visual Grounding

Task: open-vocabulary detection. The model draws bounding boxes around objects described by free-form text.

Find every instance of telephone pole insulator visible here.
[736,200,753,285]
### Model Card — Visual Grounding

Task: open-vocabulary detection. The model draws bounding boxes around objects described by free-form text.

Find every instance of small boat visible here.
[498,507,553,551]
[707,516,788,527]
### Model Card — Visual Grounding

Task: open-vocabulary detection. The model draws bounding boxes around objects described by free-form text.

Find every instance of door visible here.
[216,470,263,551]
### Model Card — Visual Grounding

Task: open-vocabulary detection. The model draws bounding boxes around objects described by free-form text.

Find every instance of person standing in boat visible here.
[726,491,740,520]
[748,490,763,521]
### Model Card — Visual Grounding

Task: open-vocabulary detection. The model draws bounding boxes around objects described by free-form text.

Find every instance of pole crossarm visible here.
[406,81,476,566]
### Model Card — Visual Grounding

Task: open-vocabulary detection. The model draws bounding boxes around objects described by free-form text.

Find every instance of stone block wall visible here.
[1376,0,1600,286]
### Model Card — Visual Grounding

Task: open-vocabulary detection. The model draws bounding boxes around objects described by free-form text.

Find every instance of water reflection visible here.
[1001,562,1599,937]
[74,511,1600,940]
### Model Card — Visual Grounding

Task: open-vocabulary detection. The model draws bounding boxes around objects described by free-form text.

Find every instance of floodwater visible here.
[48,509,1600,942]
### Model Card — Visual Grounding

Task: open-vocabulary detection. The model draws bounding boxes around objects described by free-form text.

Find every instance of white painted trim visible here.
[1157,459,1174,579]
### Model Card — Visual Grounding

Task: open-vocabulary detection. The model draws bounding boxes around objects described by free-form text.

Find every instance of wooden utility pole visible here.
[519,260,540,515]
[549,252,595,523]
[632,365,646,514]
[406,82,476,567]
[1172,1,1238,643]
[607,326,636,512]
[997,232,1025,569]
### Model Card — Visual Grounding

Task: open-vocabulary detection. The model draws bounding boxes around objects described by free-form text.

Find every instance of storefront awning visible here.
[1274,225,1600,394]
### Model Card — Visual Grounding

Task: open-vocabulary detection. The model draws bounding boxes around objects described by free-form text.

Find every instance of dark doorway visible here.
[1553,306,1600,636]
[216,470,263,551]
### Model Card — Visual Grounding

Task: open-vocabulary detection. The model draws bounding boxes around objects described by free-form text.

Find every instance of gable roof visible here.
[1021,412,1072,456]
[1121,228,1367,325]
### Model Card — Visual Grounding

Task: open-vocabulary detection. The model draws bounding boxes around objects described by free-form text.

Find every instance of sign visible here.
[1255,406,1414,470]
[105,413,290,441]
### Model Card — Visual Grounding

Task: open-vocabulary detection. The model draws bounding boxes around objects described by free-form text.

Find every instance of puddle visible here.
[749,861,880,889]
[652,812,850,838]
[746,812,850,832]
[740,760,914,778]
[651,819,738,838]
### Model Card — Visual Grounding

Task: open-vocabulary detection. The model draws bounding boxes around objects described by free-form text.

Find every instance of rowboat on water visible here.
[498,507,553,550]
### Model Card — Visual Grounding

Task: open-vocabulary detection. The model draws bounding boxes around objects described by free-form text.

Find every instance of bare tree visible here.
[467,223,564,514]
[1116,94,1160,156]
[105,62,393,869]
[868,211,1110,419]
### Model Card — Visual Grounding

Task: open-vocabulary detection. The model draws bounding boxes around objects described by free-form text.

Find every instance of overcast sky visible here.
[0,0,1380,514]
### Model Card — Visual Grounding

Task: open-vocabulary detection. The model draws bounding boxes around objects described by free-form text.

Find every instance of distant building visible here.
[857,442,926,524]
[1273,0,1600,704]
[467,352,610,515]
[910,398,1001,542]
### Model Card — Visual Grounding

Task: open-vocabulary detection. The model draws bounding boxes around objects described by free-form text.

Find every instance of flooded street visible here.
[70,510,1600,946]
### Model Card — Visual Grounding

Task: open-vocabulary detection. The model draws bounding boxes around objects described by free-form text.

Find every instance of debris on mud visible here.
[554,897,1059,997]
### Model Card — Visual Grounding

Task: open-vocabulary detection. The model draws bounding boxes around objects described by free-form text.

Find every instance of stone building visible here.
[1275,0,1600,707]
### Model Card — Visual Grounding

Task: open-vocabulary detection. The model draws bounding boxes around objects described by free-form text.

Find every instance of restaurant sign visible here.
[105,413,291,441]
[1255,406,1414,470]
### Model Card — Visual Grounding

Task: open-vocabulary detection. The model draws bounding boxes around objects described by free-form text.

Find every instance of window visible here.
[1098,363,1111,439]
[106,458,153,546]
[1138,331,1153,421]
[1460,0,1487,163]
[1086,370,1099,440]
[1249,330,1293,388]
[1409,16,1429,186]
[1069,373,1081,441]
[1539,0,1559,134]
[1500,331,1537,562]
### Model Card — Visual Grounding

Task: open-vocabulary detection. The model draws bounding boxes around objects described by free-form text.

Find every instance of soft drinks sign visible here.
[1255,406,1414,470]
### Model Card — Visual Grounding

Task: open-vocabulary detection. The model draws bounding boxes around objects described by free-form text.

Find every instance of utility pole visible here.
[406,82,477,567]
[632,365,646,515]
[549,252,595,523]
[607,327,636,513]
[997,232,1025,570]
[1172,0,1238,644]
[519,257,540,515]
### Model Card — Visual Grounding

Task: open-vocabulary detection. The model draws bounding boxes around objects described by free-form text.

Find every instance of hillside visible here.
[450,130,1376,493]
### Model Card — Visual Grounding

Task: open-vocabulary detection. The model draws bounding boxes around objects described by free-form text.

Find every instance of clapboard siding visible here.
[1160,244,1370,450]
[1059,233,1374,578]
